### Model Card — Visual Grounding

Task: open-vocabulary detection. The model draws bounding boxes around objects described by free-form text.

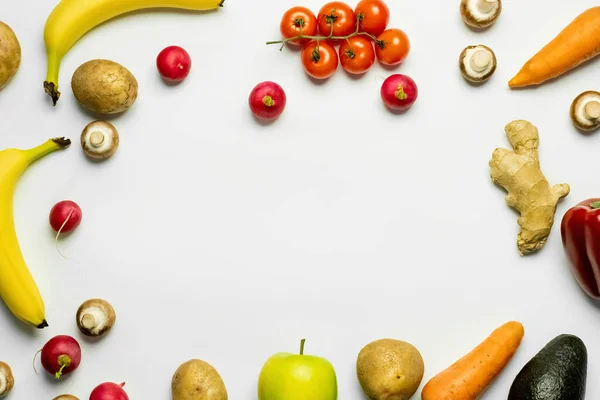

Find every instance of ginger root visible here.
[489,120,570,256]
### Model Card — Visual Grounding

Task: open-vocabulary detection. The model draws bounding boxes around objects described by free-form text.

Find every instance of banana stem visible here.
[24,138,71,164]
[44,51,62,105]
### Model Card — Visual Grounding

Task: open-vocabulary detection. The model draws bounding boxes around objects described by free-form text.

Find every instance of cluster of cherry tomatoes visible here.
[277,0,410,79]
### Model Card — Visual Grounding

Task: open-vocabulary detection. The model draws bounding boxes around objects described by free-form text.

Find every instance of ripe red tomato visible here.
[317,2,356,37]
[280,6,318,46]
[375,28,410,66]
[301,41,339,79]
[355,0,390,37]
[339,36,375,74]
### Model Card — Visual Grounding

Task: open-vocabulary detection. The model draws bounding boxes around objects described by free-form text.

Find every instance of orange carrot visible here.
[509,7,600,88]
[421,321,524,400]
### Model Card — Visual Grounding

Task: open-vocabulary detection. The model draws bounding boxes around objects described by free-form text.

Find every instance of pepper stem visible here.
[395,85,408,100]
[262,95,275,107]
[55,354,71,379]
[299,338,306,355]
[590,201,600,209]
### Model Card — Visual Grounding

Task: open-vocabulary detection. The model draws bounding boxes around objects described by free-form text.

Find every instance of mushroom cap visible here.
[53,396,80,400]
[76,298,116,337]
[0,361,14,397]
[570,90,600,132]
[81,121,119,159]
[460,0,502,29]
[459,44,497,83]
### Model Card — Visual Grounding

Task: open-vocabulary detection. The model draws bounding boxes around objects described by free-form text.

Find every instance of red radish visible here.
[248,81,287,121]
[90,382,129,400]
[50,200,82,235]
[380,74,418,111]
[36,335,81,379]
[157,45,192,83]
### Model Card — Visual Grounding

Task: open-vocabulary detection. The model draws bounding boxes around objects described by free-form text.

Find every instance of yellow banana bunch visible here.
[0,137,71,328]
[43,0,224,105]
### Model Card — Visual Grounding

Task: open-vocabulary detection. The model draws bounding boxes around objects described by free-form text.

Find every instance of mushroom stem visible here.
[81,314,96,330]
[470,50,492,72]
[476,0,497,13]
[584,101,600,120]
[89,131,105,147]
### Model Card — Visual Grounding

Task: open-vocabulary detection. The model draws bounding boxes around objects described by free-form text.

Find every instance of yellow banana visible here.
[0,137,71,328]
[43,0,224,105]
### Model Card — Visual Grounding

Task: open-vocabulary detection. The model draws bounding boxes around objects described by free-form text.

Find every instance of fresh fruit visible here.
[171,359,227,400]
[459,44,497,83]
[249,81,287,121]
[81,121,120,160]
[301,41,339,79]
[380,74,418,111]
[43,0,224,105]
[76,299,116,338]
[90,382,129,400]
[157,46,192,83]
[71,59,138,115]
[50,200,82,236]
[508,334,587,400]
[375,28,410,66]
[570,91,600,132]
[356,339,424,400]
[0,21,21,90]
[355,0,390,37]
[339,36,375,74]
[38,335,82,379]
[280,7,318,46]
[258,339,337,400]
[460,0,502,29]
[0,361,14,397]
[422,321,524,400]
[0,137,71,328]
[317,2,356,37]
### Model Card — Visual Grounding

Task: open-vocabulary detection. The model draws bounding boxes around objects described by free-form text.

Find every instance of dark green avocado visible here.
[508,334,587,400]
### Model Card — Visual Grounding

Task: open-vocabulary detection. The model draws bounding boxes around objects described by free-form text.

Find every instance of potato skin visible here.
[71,59,138,114]
[357,339,425,400]
[0,21,21,90]
[172,359,228,400]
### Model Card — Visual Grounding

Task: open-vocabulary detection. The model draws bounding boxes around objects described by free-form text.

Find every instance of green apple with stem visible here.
[258,339,338,400]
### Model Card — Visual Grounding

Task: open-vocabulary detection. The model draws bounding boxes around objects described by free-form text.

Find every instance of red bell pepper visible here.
[561,198,600,299]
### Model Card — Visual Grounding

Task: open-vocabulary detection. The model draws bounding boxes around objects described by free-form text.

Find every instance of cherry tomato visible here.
[301,41,339,79]
[280,6,318,46]
[375,28,410,66]
[339,36,375,74]
[355,0,390,37]
[317,2,356,38]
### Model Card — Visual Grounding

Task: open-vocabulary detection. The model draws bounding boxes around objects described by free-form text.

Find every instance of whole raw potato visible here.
[356,339,425,400]
[0,21,21,89]
[71,59,138,114]
[171,359,228,400]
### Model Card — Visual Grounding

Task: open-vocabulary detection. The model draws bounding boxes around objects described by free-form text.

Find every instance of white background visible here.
[1,0,600,398]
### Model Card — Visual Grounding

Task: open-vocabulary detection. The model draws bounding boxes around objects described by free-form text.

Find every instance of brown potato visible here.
[71,59,138,114]
[172,359,228,400]
[0,21,21,90]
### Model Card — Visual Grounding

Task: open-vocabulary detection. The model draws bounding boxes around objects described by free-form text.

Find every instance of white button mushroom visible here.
[81,121,119,159]
[0,362,14,398]
[460,0,502,29]
[459,45,497,83]
[76,299,116,338]
[571,91,600,132]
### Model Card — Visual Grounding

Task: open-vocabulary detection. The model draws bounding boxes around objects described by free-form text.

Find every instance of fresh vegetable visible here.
[509,7,600,88]
[301,41,339,79]
[76,298,116,337]
[375,28,410,66]
[37,335,82,379]
[50,200,82,236]
[43,0,224,105]
[258,339,337,400]
[0,361,14,397]
[53,396,79,400]
[317,2,356,37]
[81,121,120,160]
[0,137,71,328]
[0,21,21,90]
[355,0,390,37]
[560,199,600,299]
[489,120,570,255]
[156,46,192,83]
[422,321,524,400]
[339,36,375,74]
[356,339,424,400]
[570,91,600,132]
[249,81,287,121]
[380,74,418,111]
[508,334,587,400]
[459,44,497,83]
[71,59,138,115]
[172,359,227,400]
[460,0,502,29]
[280,7,318,46]
[89,382,129,400]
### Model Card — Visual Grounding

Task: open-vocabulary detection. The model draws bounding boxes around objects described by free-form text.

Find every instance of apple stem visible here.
[300,338,306,355]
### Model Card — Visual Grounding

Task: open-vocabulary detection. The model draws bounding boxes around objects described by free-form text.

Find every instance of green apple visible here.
[258,339,338,400]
